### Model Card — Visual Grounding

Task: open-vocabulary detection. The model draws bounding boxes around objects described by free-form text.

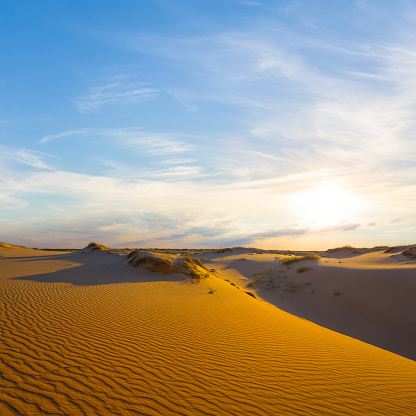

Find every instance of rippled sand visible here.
[1,248,416,415]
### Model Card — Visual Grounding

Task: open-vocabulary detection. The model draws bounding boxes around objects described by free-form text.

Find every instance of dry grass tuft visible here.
[85,242,110,251]
[282,254,320,265]
[402,246,416,258]
[0,242,27,249]
[128,250,209,281]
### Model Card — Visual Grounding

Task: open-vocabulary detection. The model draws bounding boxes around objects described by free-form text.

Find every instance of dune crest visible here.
[0,242,25,249]
[127,249,210,280]
[79,242,110,253]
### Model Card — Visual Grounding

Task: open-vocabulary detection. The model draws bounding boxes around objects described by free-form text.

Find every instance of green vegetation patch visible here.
[297,266,311,273]
[281,256,303,265]
[282,253,320,265]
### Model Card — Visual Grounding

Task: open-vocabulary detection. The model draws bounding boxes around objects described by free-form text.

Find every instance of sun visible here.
[292,188,363,228]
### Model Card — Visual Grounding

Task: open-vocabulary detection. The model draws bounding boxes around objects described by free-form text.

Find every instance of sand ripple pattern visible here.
[1,251,416,415]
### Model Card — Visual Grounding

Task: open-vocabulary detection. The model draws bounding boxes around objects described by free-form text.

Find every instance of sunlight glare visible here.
[293,189,363,228]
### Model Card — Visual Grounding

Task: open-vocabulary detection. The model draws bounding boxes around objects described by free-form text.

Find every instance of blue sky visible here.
[1,0,416,249]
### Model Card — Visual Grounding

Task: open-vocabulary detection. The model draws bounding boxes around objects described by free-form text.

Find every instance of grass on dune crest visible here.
[127,250,210,281]
[86,242,110,250]
[0,242,28,249]
[282,253,321,265]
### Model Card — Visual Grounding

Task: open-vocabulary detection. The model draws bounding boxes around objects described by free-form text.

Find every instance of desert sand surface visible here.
[202,246,416,361]
[1,244,416,415]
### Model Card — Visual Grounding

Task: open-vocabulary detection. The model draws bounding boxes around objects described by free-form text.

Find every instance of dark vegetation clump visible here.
[282,253,320,265]
[127,250,209,281]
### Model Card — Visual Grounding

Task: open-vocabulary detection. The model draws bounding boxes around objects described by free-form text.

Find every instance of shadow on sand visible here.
[11,251,188,286]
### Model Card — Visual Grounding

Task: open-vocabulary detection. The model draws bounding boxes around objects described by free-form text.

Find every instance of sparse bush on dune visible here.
[248,265,315,293]
[181,256,209,281]
[281,256,303,265]
[127,250,209,281]
[216,248,233,254]
[302,253,321,260]
[0,242,27,249]
[128,251,175,273]
[326,245,356,253]
[85,242,110,251]
[402,245,416,258]
[282,253,320,265]
[250,267,275,289]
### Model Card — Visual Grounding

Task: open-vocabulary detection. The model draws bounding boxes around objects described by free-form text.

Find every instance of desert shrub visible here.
[86,242,109,250]
[182,256,209,281]
[216,247,233,253]
[302,253,321,260]
[402,246,416,258]
[297,266,311,273]
[282,254,320,265]
[282,256,303,265]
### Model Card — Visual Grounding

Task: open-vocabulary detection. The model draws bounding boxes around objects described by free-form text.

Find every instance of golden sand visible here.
[1,247,416,415]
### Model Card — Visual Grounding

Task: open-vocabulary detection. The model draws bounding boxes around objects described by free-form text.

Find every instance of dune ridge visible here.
[203,246,416,361]
[1,246,416,415]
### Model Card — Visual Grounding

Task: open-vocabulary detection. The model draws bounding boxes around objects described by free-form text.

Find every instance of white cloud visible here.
[16,149,55,170]
[73,74,159,112]
[39,127,193,155]
[40,129,92,144]
[156,158,198,165]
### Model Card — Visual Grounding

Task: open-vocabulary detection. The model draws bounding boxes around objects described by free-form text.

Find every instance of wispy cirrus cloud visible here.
[40,129,91,144]
[0,145,58,171]
[40,127,193,155]
[73,74,159,113]
[15,149,56,170]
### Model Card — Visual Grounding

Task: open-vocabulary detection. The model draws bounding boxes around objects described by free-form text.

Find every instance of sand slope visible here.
[204,247,416,361]
[1,248,416,415]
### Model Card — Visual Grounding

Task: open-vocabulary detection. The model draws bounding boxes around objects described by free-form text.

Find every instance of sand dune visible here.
[1,245,416,415]
[203,246,416,361]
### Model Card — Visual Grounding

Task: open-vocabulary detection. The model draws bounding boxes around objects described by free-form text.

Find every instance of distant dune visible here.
[1,243,416,415]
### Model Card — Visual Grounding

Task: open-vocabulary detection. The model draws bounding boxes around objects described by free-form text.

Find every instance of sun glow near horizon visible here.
[292,188,365,229]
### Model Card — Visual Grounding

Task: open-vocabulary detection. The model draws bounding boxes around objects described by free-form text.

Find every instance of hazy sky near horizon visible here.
[1,0,416,249]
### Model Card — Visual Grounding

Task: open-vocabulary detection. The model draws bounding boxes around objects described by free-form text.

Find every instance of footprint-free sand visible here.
[1,246,416,415]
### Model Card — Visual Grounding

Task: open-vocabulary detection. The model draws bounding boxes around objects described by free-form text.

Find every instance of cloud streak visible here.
[40,127,194,155]
[73,74,159,113]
